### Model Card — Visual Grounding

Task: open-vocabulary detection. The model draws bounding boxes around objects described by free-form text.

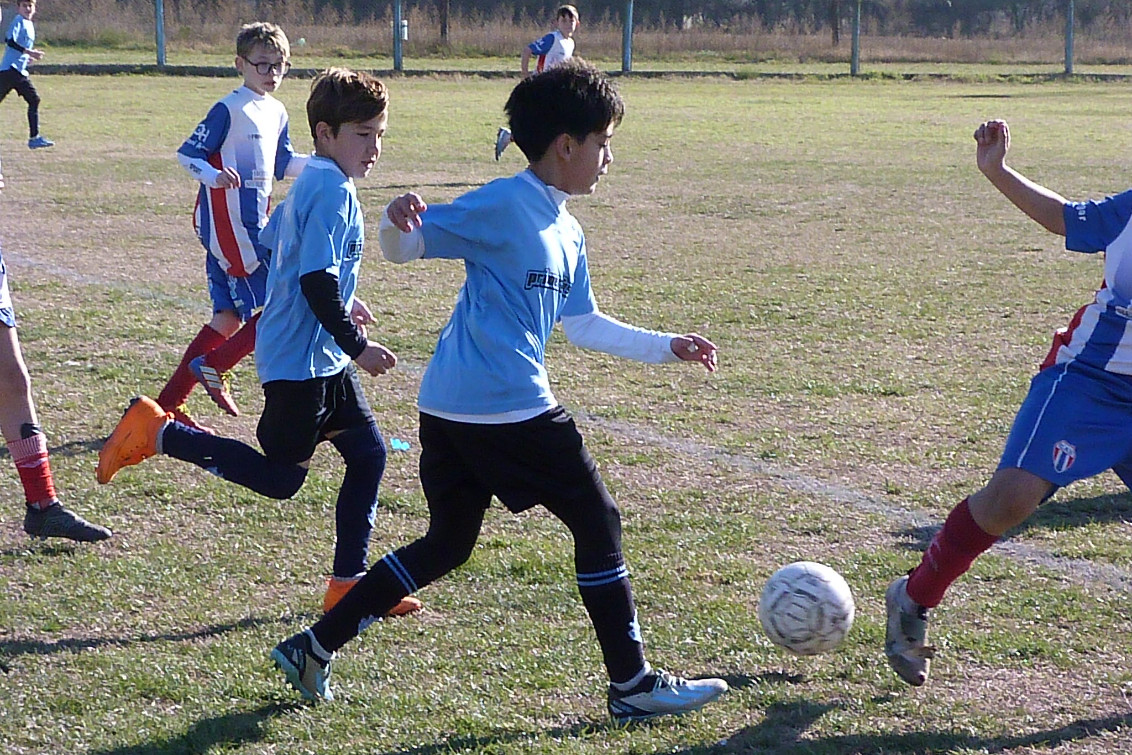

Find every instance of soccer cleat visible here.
[189,355,239,417]
[494,127,511,160]
[884,575,936,686]
[24,503,111,542]
[169,405,214,435]
[607,669,728,723]
[28,135,54,149]
[323,575,422,616]
[96,396,170,484]
[272,632,333,702]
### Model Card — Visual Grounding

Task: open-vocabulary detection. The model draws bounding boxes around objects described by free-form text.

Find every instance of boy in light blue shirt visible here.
[270,59,729,724]
[0,0,52,149]
[96,68,419,618]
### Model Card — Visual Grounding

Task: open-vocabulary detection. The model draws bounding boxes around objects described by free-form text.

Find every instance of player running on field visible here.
[271,59,727,723]
[96,67,419,618]
[494,4,578,160]
[886,119,1132,686]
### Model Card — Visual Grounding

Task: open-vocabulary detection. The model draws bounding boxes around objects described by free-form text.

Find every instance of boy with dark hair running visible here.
[95,67,419,617]
[272,59,728,723]
[886,119,1132,686]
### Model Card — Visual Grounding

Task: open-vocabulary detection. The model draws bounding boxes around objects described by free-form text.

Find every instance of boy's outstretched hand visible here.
[974,119,1009,177]
[670,333,718,372]
[387,192,428,232]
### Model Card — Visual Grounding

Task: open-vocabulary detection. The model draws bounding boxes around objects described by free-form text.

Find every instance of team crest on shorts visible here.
[1052,440,1077,474]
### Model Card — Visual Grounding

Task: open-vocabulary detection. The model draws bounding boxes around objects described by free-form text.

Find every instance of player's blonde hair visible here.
[236,22,291,61]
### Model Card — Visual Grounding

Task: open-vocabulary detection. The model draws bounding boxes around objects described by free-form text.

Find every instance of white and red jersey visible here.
[528,30,574,73]
[177,86,308,277]
[1043,189,1132,375]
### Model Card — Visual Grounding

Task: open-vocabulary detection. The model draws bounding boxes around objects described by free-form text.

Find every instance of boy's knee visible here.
[331,423,386,467]
[259,464,307,499]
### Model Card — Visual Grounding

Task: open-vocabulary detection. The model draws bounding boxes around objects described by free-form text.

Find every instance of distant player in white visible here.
[885,119,1132,688]
[494,4,578,160]
[157,22,308,431]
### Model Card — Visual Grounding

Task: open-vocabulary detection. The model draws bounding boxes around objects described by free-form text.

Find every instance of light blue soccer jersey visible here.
[1,13,34,74]
[417,170,598,415]
[255,156,364,383]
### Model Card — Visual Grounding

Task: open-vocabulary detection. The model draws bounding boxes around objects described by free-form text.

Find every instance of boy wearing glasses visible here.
[162,22,308,431]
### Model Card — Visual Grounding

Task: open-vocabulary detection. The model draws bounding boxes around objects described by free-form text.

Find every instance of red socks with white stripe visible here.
[906,497,999,609]
[10,432,57,510]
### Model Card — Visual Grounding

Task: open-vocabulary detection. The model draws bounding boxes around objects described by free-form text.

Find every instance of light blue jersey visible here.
[1,13,33,74]
[417,170,598,416]
[256,156,364,383]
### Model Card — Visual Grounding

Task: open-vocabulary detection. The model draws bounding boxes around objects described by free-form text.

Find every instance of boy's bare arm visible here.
[975,120,1067,236]
[520,48,533,77]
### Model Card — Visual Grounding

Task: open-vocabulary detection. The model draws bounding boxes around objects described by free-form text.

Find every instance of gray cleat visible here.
[24,503,111,542]
[884,575,936,686]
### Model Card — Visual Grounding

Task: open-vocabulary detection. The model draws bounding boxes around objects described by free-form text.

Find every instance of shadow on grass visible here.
[0,436,103,460]
[893,489,1132,553]
[0,613,316,662]
[86,701,299,755]
[671,699,1132,754]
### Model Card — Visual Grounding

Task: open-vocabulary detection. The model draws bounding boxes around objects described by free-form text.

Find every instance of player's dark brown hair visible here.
[307,67,389,140]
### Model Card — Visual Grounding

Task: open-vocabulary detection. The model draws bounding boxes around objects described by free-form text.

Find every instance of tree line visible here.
[309,0,1129,36]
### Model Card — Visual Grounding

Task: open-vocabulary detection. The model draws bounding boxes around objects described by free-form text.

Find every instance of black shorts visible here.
[418,405,613,515]
[257,364,375,465]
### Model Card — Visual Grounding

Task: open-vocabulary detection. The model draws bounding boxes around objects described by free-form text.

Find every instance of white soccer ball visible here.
[758,561,855,655]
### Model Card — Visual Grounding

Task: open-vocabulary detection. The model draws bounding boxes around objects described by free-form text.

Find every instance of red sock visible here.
[906,498,999,608]
[156,325,227,411]
[204,312,259,373]
[10,433,57,510]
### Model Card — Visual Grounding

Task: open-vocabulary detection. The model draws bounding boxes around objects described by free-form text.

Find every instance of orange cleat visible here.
[323,576,422,616]
[96,396,170,484]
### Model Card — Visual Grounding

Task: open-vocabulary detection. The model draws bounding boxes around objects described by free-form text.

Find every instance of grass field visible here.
[2,71,1132,754]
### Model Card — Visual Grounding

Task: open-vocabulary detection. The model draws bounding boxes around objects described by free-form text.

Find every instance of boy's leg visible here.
[0,259,108,540]
[156,322,228,422]
[0,69,18,104]
[887,362,1132,686]
[15,76,49,147]
[190,311,260,416]
[98,393,307,497]
[190,265,267,417]
[273,414,490,700]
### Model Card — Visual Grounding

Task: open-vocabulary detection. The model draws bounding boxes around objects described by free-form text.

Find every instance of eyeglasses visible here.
[242,57,291,76]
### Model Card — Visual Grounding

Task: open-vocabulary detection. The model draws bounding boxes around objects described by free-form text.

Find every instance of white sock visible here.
[304,629,333,663]
[611,662,652,691]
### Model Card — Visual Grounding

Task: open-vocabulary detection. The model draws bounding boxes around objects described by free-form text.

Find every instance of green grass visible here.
[2,71,1132,753]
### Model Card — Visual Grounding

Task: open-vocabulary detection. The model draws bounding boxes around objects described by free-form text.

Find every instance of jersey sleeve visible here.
[274,118,308,180]
[527,32,556,55]
[418,195,490,262]
[1064,189,1132,254]
[178,102,230,161]
[560,240,598,318]
[9,18,31,49]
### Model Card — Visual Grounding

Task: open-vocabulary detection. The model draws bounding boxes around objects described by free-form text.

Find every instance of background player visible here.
[160,22,308,431]
[494,4,578,160]
[0,0,53,149]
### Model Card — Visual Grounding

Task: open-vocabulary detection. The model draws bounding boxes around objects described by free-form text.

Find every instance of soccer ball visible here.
[758,561,855,655]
